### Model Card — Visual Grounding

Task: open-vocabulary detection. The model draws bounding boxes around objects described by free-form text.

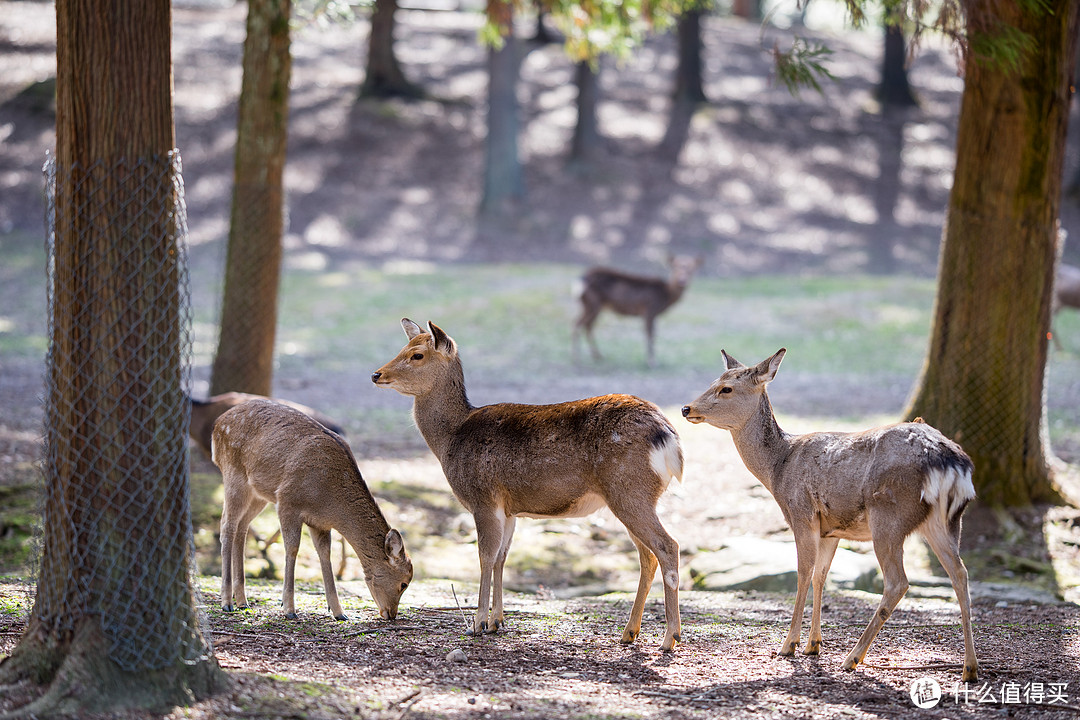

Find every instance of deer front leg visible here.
[843,532,908,671]
[804,536,839,655]
[781,532,819,656]
[471,507,506,635]
[279,511,304,620]
[490,515,517,632]
[644,316,657,368]
[310,526,347,620]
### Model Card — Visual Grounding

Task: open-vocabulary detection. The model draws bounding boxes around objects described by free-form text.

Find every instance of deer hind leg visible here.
[805,536,840,655]
[843,527,908,671]
[490,515,517,632]
[471,506,507,635]
[310,526,347,620]
[612,505,681,651]
[278,508,304,620]
[920,518,979,682]
[781,530,819,656]
[221,486,265,611]
[620,531,659,646]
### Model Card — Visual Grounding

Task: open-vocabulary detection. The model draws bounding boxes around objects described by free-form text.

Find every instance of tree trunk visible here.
[876,22,917,107]
[673,8,708,106]
[904,0,1080,506]
[478,1,524,217]
[210,0,292,397]
[361,0,422,99]
[0,0,225,713]
[568,60,601,170]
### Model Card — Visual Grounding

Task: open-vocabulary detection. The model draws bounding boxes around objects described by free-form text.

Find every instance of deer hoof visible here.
[841,656,860,672]
[803,640,821,655]
[778,643,797,657]
[285,611,299,620]
[963,665,979,683]
[620,629,638,645]
[334,614,348,621]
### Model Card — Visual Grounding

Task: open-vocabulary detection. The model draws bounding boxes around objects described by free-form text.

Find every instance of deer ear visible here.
[753,348,786,384]
[428,322,456,355]
[401,318,423,339]
[384,529,408,566]
[721,350,745,370]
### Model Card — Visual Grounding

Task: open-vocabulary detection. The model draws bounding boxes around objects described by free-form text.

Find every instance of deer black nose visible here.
[681,405,691,417]
[371,372,382,383]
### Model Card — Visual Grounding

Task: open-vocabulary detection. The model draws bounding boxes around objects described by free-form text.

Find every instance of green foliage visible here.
[967,22,1037,73]
[772,37,835,95]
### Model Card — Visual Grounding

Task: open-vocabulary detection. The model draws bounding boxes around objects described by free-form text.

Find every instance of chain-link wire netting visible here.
[37,150,212,671]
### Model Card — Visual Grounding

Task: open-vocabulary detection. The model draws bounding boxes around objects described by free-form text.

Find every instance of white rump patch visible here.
[921,466,975,521]
[649,435,684,487]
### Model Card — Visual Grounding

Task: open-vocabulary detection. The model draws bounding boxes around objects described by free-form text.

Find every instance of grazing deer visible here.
[189,391,345,458]
[572,254,703,367]
[682,349,978,682]
[212,399,412,621]
[372,319,685,650]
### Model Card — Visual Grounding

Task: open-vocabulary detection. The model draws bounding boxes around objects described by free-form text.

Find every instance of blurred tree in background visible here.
[210,0,293,397]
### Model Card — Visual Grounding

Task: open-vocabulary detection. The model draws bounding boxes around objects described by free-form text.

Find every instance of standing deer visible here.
[572,254,703,367]
[372,319,685,650]
[682,349,978,682]
[212,399,413,621]
[189,391,345,458]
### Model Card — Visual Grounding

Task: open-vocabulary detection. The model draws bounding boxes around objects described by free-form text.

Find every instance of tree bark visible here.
[211,0,292,396]
[904,0,1080,506]
[673,8,708,106]
[361,0,423,99]
[0,0,225,713]
[568,60,601,170]
[478,0,524,217]
[876,22,917,107]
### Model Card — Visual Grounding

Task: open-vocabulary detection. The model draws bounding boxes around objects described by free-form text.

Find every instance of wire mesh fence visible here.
[36,150,212,671]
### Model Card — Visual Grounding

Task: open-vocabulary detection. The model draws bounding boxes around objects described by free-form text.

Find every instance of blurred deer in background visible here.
[189,391,345,458]
[682,349,978,682]
[212,399,412,621]
[372,319,685,650]
[572,254,703,367]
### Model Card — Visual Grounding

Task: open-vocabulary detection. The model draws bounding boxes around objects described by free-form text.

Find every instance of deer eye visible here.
[400,582,409,591]
[718,387,733,395]
[411,353,424,361]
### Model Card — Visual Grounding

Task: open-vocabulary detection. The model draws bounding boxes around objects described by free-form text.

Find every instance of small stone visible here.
[446,648,468,663]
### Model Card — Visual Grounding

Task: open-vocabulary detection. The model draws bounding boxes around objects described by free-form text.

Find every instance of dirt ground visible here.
[3,1,1080,718]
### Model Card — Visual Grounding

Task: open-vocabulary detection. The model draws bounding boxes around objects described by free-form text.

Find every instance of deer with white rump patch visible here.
[372,319,685,650]
[682,349,978,681]
[212,399,413,621]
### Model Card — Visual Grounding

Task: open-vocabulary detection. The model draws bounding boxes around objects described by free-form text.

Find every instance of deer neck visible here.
[728,391,792,493]
[333,478,394,574]
[412,363,473,462]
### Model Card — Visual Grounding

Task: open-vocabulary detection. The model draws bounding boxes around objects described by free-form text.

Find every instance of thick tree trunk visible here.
[673,8,708,106]
[876,23,917,107]
[0,0,224,713]
[211,0,292,397]
[361,0,422,99]
[905,0,1080,506]
[568,60,601,170]
[479,1,524,217]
